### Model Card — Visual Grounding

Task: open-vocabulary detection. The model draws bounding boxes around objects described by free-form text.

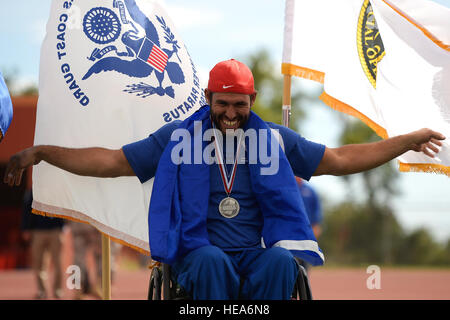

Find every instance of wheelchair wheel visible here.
[162,263,173,300]
[148,267,162,300]
[292,263,313,300]
[297,265,313,300]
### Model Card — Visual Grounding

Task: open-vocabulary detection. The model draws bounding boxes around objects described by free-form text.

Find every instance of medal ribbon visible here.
[212,122,244,195]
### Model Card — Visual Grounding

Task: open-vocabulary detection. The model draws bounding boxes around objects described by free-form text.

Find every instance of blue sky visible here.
[1,0,449,242]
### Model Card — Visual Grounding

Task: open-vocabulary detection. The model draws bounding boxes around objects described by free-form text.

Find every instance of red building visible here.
[0,96,37,269]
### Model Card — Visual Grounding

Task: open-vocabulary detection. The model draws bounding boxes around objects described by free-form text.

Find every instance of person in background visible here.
[69,221,121,299]
[69,221,101,299]
[295,177,322,272]
[21,189,65,299]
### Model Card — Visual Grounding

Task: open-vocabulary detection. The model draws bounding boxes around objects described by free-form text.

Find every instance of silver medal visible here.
[219,197,240,218]
[212,123,244,219]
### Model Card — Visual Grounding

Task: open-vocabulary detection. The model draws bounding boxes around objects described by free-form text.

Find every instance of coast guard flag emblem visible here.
[33,0,206,254]
[283,0,450,176]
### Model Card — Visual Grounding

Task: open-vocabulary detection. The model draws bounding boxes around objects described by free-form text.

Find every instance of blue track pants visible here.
[171,245,299,300]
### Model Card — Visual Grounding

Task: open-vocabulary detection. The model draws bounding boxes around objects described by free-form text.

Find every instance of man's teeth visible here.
[223,120,237,126]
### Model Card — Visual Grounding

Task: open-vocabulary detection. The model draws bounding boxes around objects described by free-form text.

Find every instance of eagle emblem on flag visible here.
[82,0,185,98]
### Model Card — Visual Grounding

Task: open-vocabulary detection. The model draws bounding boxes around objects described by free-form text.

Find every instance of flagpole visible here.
[101,234,111,300]
[282,74,292,128]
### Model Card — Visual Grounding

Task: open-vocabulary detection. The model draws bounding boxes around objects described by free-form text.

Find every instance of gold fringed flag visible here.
[282,0,450,176]
[33,0,206,254]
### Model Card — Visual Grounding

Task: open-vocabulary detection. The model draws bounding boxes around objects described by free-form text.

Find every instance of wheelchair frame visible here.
[148,258,313,300]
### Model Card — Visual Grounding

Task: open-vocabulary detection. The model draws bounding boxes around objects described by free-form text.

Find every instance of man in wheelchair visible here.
[5,60,445,300]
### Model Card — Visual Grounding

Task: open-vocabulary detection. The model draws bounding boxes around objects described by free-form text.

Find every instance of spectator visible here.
[69,221,121,299]
[296,177,322,272]
[21,189,64,299]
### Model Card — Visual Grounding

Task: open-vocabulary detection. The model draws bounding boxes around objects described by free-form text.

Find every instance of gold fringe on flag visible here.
[319,92,450,176]
[319,91,389,140]
[282,63,450,177]
[381,0,450,52]
[398,162,450,177]
[282,62,388,139]
[282,63,324,83]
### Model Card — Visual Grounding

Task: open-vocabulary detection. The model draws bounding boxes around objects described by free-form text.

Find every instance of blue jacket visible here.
[148,105,324,266]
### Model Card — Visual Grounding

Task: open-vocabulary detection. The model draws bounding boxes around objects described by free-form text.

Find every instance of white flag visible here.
[33,0,206,254]
[283,0,450,176]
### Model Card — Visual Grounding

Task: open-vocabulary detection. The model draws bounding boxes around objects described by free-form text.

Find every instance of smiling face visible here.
[206,89,257,133]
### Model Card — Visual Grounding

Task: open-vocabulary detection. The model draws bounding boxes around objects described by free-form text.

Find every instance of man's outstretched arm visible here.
[3,146,135,186]
[313,128,446,176]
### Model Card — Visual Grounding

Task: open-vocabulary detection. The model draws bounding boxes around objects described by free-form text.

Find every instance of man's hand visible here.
[407,128,445,158]
[3,145,135,187]
[3,147,41,186]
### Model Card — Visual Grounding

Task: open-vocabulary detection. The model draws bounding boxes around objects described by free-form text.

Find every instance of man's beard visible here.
[210,110,249,133]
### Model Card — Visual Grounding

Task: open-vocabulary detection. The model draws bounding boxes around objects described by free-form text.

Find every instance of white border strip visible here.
[272,239,325,262]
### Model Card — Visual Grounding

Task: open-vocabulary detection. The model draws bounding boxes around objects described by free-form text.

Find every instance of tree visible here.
[338,118,402,264]
[19,86,39,96]
[320,117,449,266]
[242,49,319,131]
[1,67,38,96]
[1,68,17,93]
[338,118,400,207]
[320,201,405,265]
[395,229,450,266]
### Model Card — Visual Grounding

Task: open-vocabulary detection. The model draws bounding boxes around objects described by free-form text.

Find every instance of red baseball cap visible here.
[207,59,256,95]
